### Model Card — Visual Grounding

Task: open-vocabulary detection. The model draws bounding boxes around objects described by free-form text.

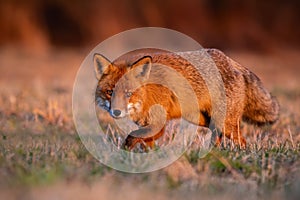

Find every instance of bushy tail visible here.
[241,68,279,126]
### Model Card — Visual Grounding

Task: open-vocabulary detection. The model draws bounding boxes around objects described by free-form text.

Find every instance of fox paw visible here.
[234,137,247,149]
[122,135,136,150]
[122,135,154,151]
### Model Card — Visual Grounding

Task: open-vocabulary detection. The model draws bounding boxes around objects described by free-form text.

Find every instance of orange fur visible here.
[94,48,279,150]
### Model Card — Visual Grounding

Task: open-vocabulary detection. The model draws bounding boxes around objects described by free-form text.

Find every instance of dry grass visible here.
[0,48,299,200]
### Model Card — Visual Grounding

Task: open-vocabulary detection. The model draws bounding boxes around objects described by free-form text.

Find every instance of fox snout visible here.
[110,109,126,118]
[110,101,142,118]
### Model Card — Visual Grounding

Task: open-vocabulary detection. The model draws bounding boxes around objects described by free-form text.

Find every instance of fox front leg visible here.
[122,127,152,150]
[122,126,165,150]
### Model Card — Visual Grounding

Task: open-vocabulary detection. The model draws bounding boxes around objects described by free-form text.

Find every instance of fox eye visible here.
[126,91,132,97]
[106,90,113,95]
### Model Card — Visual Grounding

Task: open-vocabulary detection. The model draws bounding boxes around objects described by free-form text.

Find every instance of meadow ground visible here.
[0,47,299,200]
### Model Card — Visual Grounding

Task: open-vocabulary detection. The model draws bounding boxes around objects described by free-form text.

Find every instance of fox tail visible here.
[241,68,279,126]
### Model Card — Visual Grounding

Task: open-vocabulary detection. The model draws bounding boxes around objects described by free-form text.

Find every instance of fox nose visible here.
[112,109,122,117]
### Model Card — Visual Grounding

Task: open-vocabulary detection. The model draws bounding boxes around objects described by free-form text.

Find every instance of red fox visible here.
[94,48,279,150]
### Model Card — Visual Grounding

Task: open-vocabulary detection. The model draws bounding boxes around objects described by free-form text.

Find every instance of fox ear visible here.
[93,53,112,80]
[131,56,152,80]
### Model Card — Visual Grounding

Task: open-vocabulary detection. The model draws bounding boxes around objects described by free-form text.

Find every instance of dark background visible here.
[1,0,300,52]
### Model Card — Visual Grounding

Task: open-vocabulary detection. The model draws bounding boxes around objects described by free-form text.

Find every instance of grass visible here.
[0,49,299,199]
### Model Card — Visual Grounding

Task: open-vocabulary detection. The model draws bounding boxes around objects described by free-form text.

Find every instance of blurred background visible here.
[1,0,299,91]
[0,0,300,52]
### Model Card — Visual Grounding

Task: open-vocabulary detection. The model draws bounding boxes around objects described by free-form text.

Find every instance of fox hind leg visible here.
[224,116,246,148]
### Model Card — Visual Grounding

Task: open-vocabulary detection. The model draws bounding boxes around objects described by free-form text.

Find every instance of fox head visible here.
[94,53,152,118]
[109,56,152,120]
